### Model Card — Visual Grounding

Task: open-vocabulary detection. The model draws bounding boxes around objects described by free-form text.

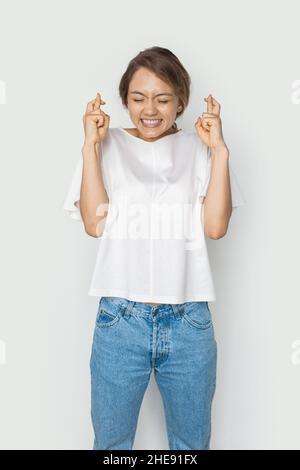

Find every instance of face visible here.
[126,67,182,142]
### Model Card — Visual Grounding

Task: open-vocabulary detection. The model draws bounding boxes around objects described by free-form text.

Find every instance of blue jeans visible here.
[89,296,217,450]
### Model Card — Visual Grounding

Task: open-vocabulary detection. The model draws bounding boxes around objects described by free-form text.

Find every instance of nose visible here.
[143,101,158,116]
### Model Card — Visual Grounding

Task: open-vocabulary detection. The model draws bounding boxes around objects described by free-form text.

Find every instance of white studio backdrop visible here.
[0,0,299,450]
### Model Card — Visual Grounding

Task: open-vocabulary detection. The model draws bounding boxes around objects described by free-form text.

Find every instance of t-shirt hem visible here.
[88,288,216,303]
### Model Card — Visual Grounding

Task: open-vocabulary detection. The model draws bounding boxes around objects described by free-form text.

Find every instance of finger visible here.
[86,94,106,113]
[86,99,97,113]
[102,113,110,130]
[201,115,218,124]
[86,110,101,116]
[201,112,219,118]
[204,94,213,113]
[204,95,220,116]
[85,113,103,125]
[94,92,102,111]
[95,110,109,129]
[210,96,220,116]
[202,117,214,125]
[201,116,214,131]
[97,113,111,129]
[95,92,106,110]
[96,114,105,127]
[195,118,209,133]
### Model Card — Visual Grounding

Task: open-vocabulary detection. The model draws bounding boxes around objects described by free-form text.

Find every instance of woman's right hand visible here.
[82,92,110,145]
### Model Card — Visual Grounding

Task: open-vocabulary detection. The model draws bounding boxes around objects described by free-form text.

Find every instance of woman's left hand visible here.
[194,94,228,152]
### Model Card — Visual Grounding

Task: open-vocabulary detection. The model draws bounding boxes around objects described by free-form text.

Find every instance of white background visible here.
[0,0,299,449]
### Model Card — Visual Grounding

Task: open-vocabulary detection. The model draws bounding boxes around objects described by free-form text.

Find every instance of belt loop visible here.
[171,303,184,320]
[122,300,135,319]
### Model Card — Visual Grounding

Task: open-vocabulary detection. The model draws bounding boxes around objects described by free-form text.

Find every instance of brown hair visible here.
[119,46,191,129]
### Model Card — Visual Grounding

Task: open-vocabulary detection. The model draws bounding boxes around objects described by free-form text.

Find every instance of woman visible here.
[62,46,245,450]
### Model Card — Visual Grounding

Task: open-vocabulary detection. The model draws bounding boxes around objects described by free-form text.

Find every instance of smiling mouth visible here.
[140,118,163,128]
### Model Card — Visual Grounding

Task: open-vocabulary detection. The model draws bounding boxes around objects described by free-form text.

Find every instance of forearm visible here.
[80,142,109,237]
[203,146,232,239]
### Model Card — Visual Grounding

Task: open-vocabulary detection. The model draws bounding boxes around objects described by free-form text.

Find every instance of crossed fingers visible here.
[200,95,221,128]
[84,92,108,127]
[86,92,106,113]
[204,94,220,116]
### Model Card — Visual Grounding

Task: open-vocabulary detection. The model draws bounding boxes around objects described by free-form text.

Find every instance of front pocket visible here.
[95,307,121,328]
[183,301,212,330]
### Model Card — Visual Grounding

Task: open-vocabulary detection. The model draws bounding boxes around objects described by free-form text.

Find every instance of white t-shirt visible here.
[62,127,245,303]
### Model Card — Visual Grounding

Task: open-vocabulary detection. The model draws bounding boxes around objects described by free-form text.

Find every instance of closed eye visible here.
[133,99,169,103]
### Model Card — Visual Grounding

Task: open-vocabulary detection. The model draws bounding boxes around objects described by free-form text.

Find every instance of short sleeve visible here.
[61,144,111,223]
[227,160,246,210]
[199,142,212,198]
[199,142,246,210]
[61,157,83,221]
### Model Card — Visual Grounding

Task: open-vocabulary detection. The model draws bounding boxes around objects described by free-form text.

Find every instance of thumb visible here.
[103,113,110,130]
[195,118,207,137]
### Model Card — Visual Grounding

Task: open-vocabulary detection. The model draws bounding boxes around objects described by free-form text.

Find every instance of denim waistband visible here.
[99,295,206,317]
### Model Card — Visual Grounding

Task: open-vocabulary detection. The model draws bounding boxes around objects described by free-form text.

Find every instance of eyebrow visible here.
[130,91,174,97]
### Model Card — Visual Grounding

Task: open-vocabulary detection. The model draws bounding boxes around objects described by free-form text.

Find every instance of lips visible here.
[140,118,163,128]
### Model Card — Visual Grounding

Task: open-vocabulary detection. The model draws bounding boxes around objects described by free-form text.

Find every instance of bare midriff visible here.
[145,302,161,306]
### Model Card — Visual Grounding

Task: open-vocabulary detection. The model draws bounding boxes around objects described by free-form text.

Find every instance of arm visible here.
[195,94,234,239]
[80,141,109,238]
[202,145,232,239]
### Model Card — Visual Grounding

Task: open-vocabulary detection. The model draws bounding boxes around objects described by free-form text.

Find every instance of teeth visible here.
[141,119,162,124]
